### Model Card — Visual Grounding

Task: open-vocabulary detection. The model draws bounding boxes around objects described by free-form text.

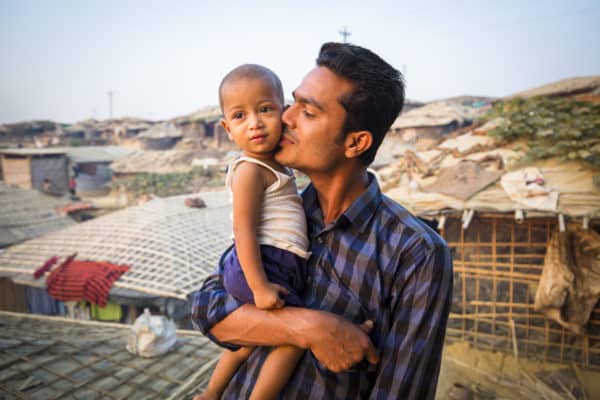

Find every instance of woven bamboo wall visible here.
[443,215,600,369]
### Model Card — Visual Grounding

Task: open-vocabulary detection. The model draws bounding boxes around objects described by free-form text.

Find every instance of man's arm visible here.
[369,241,453,400]
[191,271,379,372]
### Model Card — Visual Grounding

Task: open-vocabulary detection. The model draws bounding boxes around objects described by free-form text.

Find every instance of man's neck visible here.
[309,165,370,225]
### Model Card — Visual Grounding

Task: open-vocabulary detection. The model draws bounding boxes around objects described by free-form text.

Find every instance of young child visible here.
[195,64,309,400]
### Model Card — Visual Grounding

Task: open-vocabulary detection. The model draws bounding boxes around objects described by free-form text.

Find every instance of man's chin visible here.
[274,145,293,166]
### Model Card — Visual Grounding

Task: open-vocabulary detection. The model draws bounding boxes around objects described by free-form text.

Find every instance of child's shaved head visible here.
[219,64,284,112]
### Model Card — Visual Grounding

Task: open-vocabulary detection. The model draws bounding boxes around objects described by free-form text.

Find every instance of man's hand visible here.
[307,313,379,373]
[252,283,289,310]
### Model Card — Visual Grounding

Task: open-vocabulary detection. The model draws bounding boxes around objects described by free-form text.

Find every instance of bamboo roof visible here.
[0,311,220,399]
[0,183,75,248]
[0,191,232,299]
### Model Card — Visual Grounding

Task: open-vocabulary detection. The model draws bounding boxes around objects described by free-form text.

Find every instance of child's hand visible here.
[253,283,289,310]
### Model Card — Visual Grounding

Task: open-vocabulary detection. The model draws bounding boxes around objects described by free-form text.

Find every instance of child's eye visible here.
[232,112,243,119]
[259,106,273,113]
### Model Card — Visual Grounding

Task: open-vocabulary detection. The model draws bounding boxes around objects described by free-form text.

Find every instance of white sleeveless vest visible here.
[226,156,310,259]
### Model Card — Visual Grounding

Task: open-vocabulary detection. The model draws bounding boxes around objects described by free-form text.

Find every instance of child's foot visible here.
[193,391,219,400]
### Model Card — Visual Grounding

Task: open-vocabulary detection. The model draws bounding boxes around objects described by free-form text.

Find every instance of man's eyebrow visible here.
[292,90,325,112]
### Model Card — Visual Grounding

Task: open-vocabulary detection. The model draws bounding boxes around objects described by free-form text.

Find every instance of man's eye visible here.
[303,110,315,118]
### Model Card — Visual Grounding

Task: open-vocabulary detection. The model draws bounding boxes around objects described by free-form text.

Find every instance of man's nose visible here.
[282,103,295,128]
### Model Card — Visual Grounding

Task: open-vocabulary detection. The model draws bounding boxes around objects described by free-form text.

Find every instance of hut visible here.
[67,146,133,193]
[0,311,220,399]
[135,123,183,150]
[389,96,493,150]
[0,148,69,193]
[0,191,231,321]
[379,118,600,369]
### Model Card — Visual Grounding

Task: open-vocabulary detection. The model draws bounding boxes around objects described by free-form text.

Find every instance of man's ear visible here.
[344,130,373,159]
[221,118,233,140]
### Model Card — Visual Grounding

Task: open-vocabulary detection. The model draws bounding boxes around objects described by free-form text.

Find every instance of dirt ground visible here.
[436,342,600,399]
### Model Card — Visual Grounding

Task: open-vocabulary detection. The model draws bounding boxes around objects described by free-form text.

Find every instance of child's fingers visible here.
[274,284,289,295]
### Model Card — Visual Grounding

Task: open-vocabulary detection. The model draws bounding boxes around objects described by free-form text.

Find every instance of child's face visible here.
[220,77,283,159]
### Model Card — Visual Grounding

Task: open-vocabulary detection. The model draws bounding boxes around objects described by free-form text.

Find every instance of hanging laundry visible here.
[90,302,123,321]
[25,286,64,315]
[33,255,63,279]
[46,259,129,307]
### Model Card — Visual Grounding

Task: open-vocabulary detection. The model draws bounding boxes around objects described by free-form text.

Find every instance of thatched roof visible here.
[176,106,222,124]
[136,123,183,140]
[380,128,600,219]
[390,99,489,130]
[0,183,75,248]
[0,311,220,399]
[110,150,197,174]
[0,191,231,299]
[508,76,600,99]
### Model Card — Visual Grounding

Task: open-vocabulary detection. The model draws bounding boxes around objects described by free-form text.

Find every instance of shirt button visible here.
[317,237,324,244]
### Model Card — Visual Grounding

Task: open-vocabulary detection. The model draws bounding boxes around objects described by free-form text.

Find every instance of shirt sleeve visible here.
[190,246,245,350]
[369,240,453,400]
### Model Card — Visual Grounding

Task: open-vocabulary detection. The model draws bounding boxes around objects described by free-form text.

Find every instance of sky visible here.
[1,0,599,124]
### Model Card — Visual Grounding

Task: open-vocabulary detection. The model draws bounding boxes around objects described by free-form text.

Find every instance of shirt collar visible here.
[302,172,382,235]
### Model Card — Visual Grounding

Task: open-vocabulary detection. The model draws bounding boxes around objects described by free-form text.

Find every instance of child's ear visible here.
[344,130,373,159]
[221,118,233,140]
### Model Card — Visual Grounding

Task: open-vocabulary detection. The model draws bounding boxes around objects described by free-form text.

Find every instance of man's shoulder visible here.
[377,194,447,252]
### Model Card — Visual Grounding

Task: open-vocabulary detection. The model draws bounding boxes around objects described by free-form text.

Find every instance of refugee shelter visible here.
[389,96,492,150]
[0,311,220,399]
[381,119,600,368]
[0,190,231,321]
[0,148,69,193]
[135,123,184,150]
[67,146,133,193]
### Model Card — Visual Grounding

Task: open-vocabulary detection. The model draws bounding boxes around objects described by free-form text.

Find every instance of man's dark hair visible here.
[316,42,405,165]
[218,64,284,112]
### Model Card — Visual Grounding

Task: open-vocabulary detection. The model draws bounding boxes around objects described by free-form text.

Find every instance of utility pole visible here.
[107,91,114,120]
[339,26,351,43]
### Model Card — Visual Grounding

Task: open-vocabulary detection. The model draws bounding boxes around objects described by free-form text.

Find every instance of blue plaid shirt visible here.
[191,175,453,399]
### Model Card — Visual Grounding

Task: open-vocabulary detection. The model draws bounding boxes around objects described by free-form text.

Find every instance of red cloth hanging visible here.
[46,258,129,307]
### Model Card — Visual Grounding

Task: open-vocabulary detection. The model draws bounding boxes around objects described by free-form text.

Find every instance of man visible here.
[192,42,453,399]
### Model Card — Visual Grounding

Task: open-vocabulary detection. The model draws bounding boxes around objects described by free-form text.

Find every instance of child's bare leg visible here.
[249,346,304,400]
[194,346,254,400]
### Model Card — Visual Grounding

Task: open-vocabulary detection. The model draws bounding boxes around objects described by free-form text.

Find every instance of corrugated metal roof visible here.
[0,148,67,156]
[0,146,133,163]
[67,146,134,163]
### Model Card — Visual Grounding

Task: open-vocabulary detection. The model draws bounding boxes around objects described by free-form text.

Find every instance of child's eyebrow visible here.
[292,90,324,112]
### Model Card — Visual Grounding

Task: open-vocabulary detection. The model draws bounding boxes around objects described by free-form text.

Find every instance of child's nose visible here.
[248,113,263,129]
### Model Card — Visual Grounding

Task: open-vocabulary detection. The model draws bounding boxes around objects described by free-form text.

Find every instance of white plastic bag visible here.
[127,308,177,357]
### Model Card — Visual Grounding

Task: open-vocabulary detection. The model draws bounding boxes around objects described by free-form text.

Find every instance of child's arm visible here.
[230,161,289,310]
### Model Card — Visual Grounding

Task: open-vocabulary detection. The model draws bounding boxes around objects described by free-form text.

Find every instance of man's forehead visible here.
[295,67,353,103]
